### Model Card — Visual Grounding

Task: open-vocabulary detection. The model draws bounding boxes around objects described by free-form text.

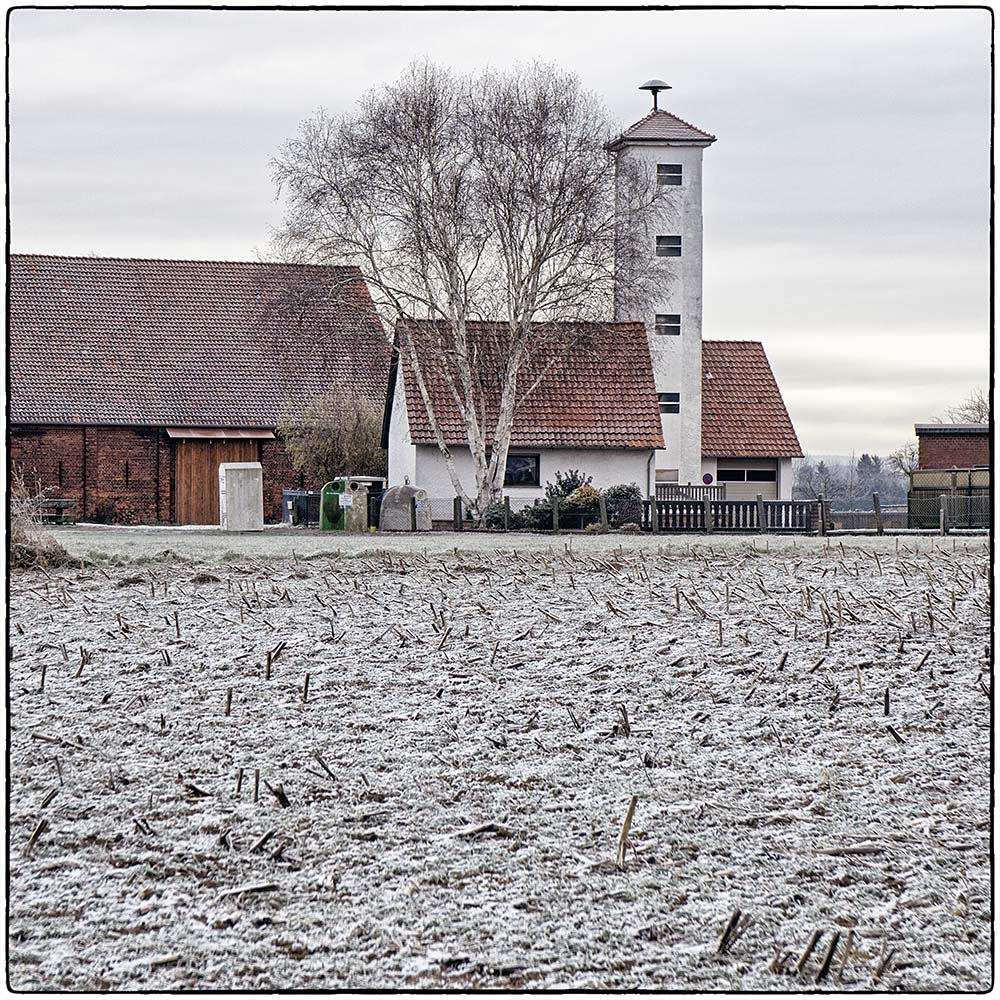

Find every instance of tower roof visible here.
[606,109,716,151]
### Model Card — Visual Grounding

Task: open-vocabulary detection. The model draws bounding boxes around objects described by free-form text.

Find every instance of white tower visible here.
[608,80,715,488]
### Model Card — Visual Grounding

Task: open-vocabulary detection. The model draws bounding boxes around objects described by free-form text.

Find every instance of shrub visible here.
[618,521,641,534]
[520,499,555,531]
[562,484,602,512]
[583,521,608,534]
[604,482,644,527]
[10,469,71,570]
[483,502,526,530]
[545,469,592,501]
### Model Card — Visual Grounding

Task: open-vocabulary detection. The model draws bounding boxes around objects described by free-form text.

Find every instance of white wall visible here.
[778,458,794,501]
[412,446,655,503]
[386,375,417,489]
[615,142,707,484]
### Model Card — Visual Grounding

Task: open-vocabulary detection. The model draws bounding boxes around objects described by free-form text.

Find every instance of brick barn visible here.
[915,423,990,470]
[9,254,389,524]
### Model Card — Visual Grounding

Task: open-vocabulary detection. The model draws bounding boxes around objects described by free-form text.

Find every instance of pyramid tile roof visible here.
[607,110,716,150]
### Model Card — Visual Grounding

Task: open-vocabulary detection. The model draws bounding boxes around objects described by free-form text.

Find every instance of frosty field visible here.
[7,531,992,990]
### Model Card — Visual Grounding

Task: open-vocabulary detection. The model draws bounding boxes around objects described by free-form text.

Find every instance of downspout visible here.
[646,451,654,499]
[81,427,88,519]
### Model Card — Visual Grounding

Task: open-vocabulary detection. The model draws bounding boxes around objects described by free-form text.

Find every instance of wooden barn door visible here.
[175,440,258,524]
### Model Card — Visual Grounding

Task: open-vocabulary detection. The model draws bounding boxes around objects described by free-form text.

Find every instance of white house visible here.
[383,81,801,503]
[383,320,664,502]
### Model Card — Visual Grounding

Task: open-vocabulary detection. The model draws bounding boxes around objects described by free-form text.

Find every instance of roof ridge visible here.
[10,252,358,271]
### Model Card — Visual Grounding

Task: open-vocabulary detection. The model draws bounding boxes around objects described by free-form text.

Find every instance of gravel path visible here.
[8,535,991,989]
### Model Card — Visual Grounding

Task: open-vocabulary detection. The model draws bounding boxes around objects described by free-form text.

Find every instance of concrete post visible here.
[409,496,417,532]
[939,495,948,536]
[599,495,609,530]
[703,495,712,533]
[552,496,560,534]
[650,499,660,534]
[453,496,463,531]
[817,494,826,536]
[756,493,767,533]
[872,492,883,535]
[503,495,511,532]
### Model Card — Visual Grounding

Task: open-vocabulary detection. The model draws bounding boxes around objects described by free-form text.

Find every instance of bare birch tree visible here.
[272,61,663,518]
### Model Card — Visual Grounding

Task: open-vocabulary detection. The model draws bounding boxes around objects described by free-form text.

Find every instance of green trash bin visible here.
[320,481,345,531]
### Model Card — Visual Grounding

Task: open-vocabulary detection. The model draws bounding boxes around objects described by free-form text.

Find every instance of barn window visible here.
[747,469,777,482]
[504,454,540,487]
[656,235,682,257]
[658,392,680,414]
[654,314,681,336]
[657,163,683,185]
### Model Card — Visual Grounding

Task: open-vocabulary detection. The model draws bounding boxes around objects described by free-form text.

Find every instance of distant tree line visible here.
[793,453,908,507]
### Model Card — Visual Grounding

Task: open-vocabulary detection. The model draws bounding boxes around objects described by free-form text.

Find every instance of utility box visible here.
[320,477,386,532]
[219,462,264,531]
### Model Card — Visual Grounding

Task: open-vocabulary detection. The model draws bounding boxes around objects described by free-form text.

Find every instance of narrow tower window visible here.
[656,235,682,257]
[656,163,683,185]
[654,314,681,336]
[658,392,680,414]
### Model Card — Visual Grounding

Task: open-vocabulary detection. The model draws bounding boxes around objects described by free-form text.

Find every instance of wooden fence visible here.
[655,484,727,502]
[644,497,816,533]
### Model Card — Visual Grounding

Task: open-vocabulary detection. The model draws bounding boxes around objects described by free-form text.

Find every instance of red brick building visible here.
[915,423,990,471]
[9,255,389,524]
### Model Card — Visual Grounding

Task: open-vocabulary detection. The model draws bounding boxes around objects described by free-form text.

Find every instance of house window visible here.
[655,469,679,483]
[717,470,746,482]
[658,392,680,414]
[656,235,682,257]
[655,314,681,336]
[747,469,778,482]
[657,163,683,185]
[505,453,540,487]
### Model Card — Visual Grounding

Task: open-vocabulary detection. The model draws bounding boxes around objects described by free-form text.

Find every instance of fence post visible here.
[409,495,417,532]
[650,498,660,533]
[939,494,948,536]
[453,496,463,531]
[703,495,712,533]
[503,495,511,532]
[817,494,826,536]
[872,492,883,535]
[599,495,608,530]
[756,493,767,533]
[552,496,560,534]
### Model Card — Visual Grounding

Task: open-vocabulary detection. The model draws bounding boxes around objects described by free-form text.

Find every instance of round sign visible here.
[702,473,714,485]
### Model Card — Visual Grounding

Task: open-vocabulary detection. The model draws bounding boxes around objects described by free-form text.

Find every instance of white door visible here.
[716,460,778,502]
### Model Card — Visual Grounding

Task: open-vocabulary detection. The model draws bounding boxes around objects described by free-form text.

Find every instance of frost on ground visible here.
[7,533,992,990]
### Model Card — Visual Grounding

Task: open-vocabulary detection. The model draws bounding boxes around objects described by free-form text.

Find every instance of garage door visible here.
[175,439,258,524]
[716,463,778,502]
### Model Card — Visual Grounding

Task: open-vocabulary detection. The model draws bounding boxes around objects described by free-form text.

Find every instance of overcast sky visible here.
[8,7,992,456]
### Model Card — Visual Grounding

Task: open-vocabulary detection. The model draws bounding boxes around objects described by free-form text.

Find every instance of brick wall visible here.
[9,425,304,524]
[917,431,990,470]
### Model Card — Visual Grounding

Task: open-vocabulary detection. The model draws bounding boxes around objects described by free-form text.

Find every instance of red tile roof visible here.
[392,320,664,450]
[606,110,716,150]
[9,254,390,427]
[702,341,802,458]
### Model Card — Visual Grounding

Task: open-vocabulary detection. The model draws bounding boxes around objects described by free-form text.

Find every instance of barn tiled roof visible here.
[702,341,802,458]
[606,110,716,150]
[390,319,664,450]
[9,254,390,427]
